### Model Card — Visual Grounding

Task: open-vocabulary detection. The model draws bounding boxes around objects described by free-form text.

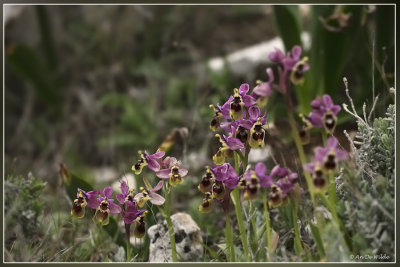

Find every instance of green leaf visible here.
[310,222,326,258]
[273,5,302,52]
[7,44,59,105]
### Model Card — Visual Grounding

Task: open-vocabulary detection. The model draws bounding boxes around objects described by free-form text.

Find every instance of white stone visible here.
[148,212,203,262]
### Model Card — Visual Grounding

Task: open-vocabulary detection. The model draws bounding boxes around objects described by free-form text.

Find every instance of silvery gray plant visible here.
[339,78,394,261]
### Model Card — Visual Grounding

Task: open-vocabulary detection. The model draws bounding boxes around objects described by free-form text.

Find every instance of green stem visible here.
[232,153,251,261]
[225,211,235,262]
[126,240,131,262]
[287,111,315,204]
[291,198,303,254]
[262,189,272,261]
[249,201,258,260]
[328,172,338,205]
[321,129,328,146]
[318,193,351,250]
[231,189,251,261]
[164,187,178,262]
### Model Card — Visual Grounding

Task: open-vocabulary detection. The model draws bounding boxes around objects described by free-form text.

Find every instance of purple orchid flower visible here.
[71,188,101,218]
[156,157,188,187]
[116,181,135,205]
[308,94,341,133]
[315,136,348,170]
[268,45,309,93]
[229,84,256,120]
[92,187,121,226]
[304,136,348,191]
[253,162,273,188]
[134,180,165,207]
[216,97,233,120]
[133,150,165,175]
[212,163,239,190]
[252,68,275,99]
[269,165,298,195]
[123,201,146,225]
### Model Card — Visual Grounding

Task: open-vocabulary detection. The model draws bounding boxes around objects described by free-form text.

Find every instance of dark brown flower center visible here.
[324,154,336,170]
[324,113,335,130]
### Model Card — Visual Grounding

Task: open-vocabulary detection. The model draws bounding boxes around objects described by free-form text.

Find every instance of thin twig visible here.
[368,95,380,123]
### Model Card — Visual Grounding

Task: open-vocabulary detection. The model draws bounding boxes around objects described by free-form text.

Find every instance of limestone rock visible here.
[148,212,203,262]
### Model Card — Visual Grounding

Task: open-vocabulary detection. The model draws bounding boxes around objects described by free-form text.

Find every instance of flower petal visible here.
[151,150,165,159]
[87,196,101,209]
[120,181,129,195]
[259,175,273,188]
[156,169,171,179]
[152,180,164,192]
[149,192,165,205]
[330,104,341,115]
[255,162,267,177]
[225,137,244,150]
[249,106,261,121]
[268,48,285,62]
[327,136,338,148]
[242,95,256,107]
[147,158,161,172]
[253,82,273,98]
[108,200,122,214]
[219,121,231,132]
[291,45,302,60]
[116,193,126,205]
[322,94,333,108]
[179,168,188,177]
[266,67,274,83]
[238,83,250,95]
[124,211,138,224]
[239,120,253,130]
[303,163,315,174]
[103,186,113,198]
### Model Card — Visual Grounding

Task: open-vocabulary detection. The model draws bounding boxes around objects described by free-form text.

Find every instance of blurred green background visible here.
[4,5,394,262]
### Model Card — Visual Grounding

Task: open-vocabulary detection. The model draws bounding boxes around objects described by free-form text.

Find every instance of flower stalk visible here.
[225,210,235,262]
[262,189,272,261]
[163,185,178,262]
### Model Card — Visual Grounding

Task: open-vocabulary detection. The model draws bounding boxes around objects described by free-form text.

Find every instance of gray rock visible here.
[148,212,203,262]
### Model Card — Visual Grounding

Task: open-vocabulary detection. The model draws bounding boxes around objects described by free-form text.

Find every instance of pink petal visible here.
[303,163,315,174]
[103,186,113,198]
[116,194,126,205]
[179,168,188,177]
[156,169,171,179]
[151,150,165,159]
[134,193,144,202]
[322,94,333,108]
[330,104,341,115]
[152,180,164,192]
[149,192,165,206]
[108,200,122,214]
[291,45,302,60]
[242,95,256,107]
[238,83,250,95]
[226,137,244,150]
[255,162,267,176]
[249,106,261,121]
[124,212,137,224]
[147,158,161,172]
[327,136,338,148]
[120,181,129,195]
[87,196,100,209]
[266,67,274,83]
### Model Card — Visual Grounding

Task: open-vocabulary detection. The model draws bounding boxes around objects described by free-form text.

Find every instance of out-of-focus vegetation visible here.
[4,5,394,262]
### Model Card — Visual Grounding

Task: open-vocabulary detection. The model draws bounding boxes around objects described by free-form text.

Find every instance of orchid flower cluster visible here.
[304,136,348,192]
[71,149,188,242]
